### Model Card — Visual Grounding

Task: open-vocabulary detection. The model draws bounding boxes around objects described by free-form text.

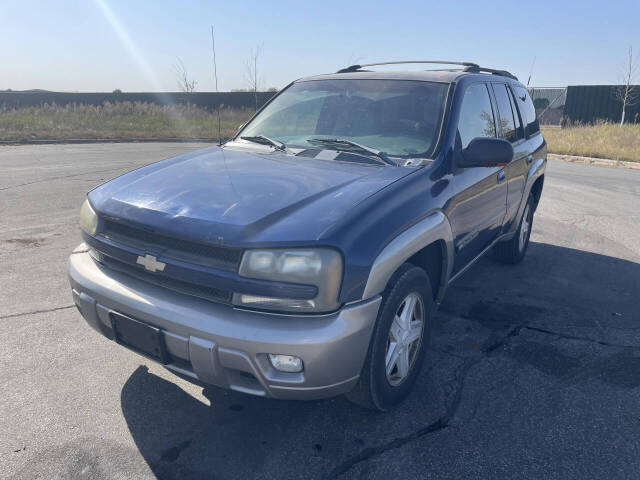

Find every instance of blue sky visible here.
[2,0,638,92]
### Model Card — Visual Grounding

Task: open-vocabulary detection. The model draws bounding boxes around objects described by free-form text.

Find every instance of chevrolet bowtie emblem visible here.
[136,254,166,272]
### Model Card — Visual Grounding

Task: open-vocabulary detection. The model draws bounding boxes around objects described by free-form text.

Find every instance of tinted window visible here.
[515,87,540,137]
[457,83,496,149]
[507,87,525,140]
[493,84,517,142]
[241,79,449,158]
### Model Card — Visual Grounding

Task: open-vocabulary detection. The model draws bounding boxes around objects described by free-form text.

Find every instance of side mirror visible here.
[460,137,513,168]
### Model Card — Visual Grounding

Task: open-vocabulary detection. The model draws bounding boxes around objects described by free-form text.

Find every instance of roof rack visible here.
[335,60,517,81]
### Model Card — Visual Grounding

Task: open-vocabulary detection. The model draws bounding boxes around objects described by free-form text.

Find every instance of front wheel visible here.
[493,193,535,264]
[346,264,433,411]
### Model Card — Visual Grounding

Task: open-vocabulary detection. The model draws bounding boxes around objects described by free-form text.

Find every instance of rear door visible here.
[448,82,508,275]
[513,86,546,220]
[490,83,528,231]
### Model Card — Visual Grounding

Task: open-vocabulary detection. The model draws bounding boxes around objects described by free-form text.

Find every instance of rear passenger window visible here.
[492,84,517,142]
[514,87,540,137]
[457,83,496,149]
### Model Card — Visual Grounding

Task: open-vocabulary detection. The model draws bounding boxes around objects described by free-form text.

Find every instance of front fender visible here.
[361,211,454,302]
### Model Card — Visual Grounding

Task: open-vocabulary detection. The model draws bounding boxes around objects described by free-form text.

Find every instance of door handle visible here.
[497,170,506,182]
[526,155,533,165]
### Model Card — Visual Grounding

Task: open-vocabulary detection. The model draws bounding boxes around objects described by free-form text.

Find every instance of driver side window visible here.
[457,83,496,149]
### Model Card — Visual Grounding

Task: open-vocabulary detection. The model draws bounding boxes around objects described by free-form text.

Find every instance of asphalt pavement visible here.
[1,143,639,479]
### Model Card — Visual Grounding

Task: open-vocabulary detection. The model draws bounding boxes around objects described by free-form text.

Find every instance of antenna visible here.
[211,25,222,145]
[526,56,536,87]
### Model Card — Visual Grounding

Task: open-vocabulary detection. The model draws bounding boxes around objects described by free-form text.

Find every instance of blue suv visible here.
[69,61,546,410]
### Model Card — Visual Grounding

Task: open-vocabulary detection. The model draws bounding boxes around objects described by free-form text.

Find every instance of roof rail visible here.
[335,60,518,81]
[336,60,479,73]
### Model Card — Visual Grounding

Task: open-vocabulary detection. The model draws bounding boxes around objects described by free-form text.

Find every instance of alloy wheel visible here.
[385,292,424,386]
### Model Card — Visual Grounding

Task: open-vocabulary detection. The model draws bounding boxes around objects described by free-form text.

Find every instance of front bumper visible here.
[68,245,381,400]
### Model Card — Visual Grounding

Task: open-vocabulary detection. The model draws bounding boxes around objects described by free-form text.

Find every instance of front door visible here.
[447,82,508,275]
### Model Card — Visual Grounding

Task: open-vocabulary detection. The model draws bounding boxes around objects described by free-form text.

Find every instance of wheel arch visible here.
[361,211,454,304]
[504,158,546,238]
[406,241,445,302]
[530,174,544,210]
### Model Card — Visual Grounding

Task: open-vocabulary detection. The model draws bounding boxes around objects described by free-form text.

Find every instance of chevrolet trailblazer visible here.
[69,61,546,410]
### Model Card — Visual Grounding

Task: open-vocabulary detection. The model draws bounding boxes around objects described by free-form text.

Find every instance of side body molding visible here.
[361,211,454,302]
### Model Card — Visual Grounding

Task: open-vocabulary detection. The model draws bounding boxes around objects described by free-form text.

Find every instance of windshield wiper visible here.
[306,138,395,165]
[241,135,288,153]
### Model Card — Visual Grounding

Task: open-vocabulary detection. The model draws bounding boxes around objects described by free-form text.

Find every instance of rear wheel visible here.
[346,264,432,411]
[493,193,535,264]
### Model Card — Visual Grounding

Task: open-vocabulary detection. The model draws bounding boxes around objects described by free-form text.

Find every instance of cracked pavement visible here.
[1,144,639,479]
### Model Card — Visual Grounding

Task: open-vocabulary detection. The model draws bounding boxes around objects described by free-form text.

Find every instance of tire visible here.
[346,264,433,411]
[493,193,535,264]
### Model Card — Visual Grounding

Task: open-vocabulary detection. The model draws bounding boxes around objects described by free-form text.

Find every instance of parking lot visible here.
[1,143,639,479]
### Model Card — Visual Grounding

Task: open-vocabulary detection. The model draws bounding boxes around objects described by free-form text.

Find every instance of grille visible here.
[99,254,232,304]
[101,219,242,271]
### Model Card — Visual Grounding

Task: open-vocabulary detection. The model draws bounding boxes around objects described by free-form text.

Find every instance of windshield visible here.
[238,79,449,158]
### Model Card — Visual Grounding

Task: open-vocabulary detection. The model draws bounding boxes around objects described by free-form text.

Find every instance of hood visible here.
[89,146,416,246]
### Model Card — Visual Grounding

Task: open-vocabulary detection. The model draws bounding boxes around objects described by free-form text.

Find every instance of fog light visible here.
[268,354,303,373]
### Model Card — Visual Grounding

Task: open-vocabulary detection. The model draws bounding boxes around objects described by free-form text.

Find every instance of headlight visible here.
[79,199,98,235]
[234,248,343,313]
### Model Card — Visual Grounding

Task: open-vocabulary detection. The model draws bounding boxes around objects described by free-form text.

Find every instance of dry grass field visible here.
[0,102,254,142]
[542,122,640,162]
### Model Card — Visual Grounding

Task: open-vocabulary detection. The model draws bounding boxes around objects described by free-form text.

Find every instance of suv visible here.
[69,61,546,410]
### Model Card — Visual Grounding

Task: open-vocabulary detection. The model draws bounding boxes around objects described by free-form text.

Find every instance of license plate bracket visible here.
[110,313,169,364]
